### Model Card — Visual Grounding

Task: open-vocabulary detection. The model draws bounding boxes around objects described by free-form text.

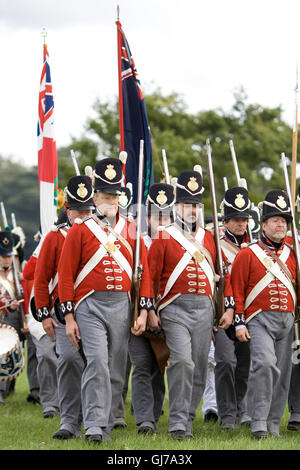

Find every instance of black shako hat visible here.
[221,187,250,220]
[118,183,133,215]
[0,231,14,256]
[258,189,292,223]
[175,166,204,204]
[93,154,126,194]
[248,206,260,234]
[146,183,175,216]
[65,175,94,210]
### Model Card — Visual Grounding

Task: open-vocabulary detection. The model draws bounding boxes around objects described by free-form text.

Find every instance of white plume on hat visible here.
[12,226,26,248]
[193,165,202,175]
[119,151,128,164]
[171,177,178,189]
[84,166,93,179]
[238,178,248,189]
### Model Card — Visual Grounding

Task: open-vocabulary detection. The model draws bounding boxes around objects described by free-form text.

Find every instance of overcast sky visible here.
[1,0,300,168]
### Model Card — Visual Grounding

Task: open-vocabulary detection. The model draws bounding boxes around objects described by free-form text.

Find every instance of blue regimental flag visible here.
[116,19,154,205]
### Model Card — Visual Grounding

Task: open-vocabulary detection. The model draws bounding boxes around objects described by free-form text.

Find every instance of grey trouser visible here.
[288,362,300,423]
[288,327,300,423]
[32,333,58,412]
[215,327,250,425]
[76,291,131,436]
[115,355,131,420]
[129,332,165,427]
[247,310,294,435]
[202,340,218,416]
[160,294,214,433]
[55,314,84,435]
[26,333,39,391]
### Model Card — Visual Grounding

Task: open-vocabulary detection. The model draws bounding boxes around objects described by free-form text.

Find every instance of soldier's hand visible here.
[147,309,161,331]
[65,313,81,349]
[218,308,234,330]
[42,317,58,339]
[235,326,251,342]
[131,309,147,336]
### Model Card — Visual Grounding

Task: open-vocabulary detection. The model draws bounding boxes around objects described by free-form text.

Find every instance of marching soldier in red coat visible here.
[231,189,297,439]
[148,167,235,440]
[214,186,251,429]
[129,182,175,435]
[57,156,155,443]
[34,175,94,439]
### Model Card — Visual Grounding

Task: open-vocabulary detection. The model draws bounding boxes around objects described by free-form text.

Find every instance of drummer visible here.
[0,230,28,404]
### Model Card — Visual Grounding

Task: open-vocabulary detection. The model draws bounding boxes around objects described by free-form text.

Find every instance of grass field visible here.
[1,350,300,453]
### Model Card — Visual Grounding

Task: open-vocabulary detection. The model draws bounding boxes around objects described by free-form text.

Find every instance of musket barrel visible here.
[206,139,223,272]
[223,177,228,191]
[0,202,8,228]
[229,139,241,182]
[281,153,300,262]
[281,153,300,336]
[11,212,17,229]
[162,149,170,184]
[70,150,81,176]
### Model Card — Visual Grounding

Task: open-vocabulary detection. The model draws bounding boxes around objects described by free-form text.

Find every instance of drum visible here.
[0,323,24,382]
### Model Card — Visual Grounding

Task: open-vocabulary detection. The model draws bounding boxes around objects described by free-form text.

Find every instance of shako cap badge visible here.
[187,177,199,192]
[234,193,246,209]
[77,183,88,199]
[156,190,167,206]
[119,191,128,208]
[105,164,116,181]
[276,195,287,209]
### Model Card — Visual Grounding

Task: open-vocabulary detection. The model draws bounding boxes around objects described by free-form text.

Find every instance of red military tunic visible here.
[34,224,68,317]
[148,224,234,312]
[58,214,153,311]
[231,236,297,326]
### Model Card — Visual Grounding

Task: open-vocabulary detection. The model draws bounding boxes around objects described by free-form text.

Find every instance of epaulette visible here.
[51,222,68,232]
[247,239,258,246]
[74,216,91,225]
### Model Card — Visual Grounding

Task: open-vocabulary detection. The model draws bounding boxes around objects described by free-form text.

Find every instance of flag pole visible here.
[291,64,299,205]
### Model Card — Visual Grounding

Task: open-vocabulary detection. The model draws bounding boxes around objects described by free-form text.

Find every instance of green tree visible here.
[59,87,296,213]
[0,157,39,258]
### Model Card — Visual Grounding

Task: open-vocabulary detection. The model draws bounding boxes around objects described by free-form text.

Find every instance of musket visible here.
[132,140,145,327]
[70,149,80,176]
[161,148,178,223]
[281,153,300,342]
[162,149,170,184]
[223,177,228,192]
[0,203,27,330]
[291,65,299,205]
[229,139,253,242]
[206,139,225,323]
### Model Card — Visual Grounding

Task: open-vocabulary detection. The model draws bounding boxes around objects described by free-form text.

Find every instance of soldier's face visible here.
[67,209,92,225]
[94,192,119,218]
[148,213,172,235]
[176,203,200,224]
[224,218,248,236]
[262,216,287,243]
[0,256,12,268]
